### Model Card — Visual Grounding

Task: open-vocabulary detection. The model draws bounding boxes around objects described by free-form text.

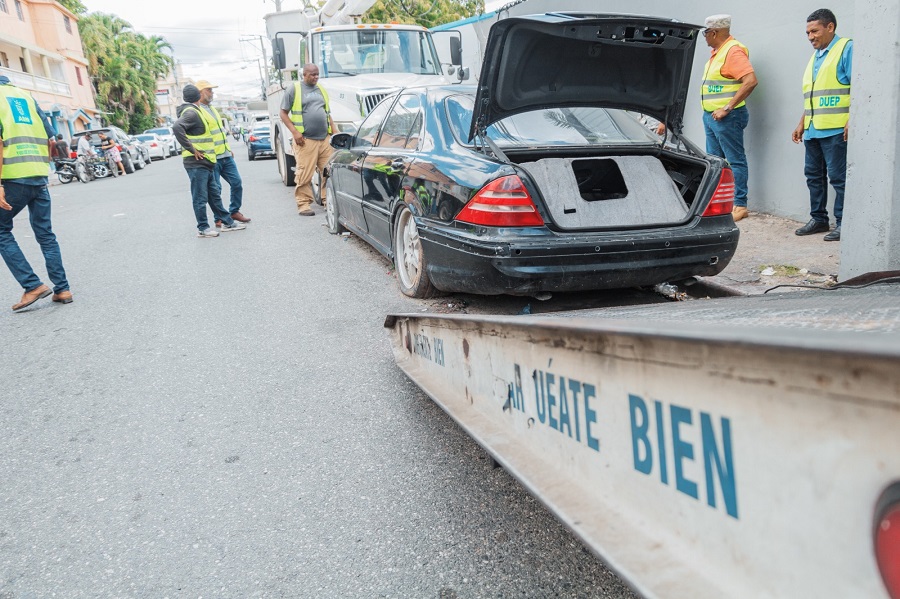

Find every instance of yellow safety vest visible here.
[802,37,851,130]
[207,105,231,156]
[180,104,218,164]
[0,84,50,180]
[290,82,331,134]
[700,39,750,112]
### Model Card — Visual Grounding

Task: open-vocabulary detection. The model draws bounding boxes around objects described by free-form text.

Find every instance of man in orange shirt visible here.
[699,14,758,222]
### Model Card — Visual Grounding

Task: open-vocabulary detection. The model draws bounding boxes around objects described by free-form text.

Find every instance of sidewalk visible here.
[702,210,841,295]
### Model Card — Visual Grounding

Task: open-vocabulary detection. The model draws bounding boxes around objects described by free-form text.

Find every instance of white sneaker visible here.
[197,227,219,238]
[220,222,247,232]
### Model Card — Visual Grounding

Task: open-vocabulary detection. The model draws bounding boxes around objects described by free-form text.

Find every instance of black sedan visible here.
[325,14,739,298]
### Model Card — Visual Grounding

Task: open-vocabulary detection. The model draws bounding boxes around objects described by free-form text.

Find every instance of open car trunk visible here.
[509,149,710,231]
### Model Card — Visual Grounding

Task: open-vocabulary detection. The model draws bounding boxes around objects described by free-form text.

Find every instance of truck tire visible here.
[276,133,296,187]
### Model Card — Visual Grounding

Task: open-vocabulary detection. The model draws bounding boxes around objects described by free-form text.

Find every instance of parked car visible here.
[72,126,146,173]
[143,126,180,156]
[247,123,273,160]
[324,14,739,298]
[133,133,168,161]
[129,136,153,166]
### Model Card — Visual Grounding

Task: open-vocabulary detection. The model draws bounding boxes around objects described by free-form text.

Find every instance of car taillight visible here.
[877,501,900,599]
[150,142,157,147]
[249,135,258,142]
[456,175,544,227]
[702,168,735,217]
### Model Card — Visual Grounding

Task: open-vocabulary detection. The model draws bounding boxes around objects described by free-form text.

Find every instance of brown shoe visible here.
[215,220,223,228]
[12,284,51,312]
[732,206,749,222]
[52,290,73,304]
[298,209,315,216]
[231,211,251,223]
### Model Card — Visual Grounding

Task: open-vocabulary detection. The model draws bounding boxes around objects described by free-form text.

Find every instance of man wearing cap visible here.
[194,79,251,227]
[173,84,246,238]
[791,8,852,242]
[0,75,72,310]
[700,14,757,222]
[279,63,335,216]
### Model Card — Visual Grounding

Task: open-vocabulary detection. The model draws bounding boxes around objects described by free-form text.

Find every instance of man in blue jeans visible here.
[193,80,251,227]
[173,84,246,238]
[699,14,758,222]
[0,76,72,311]
[792,8,851,242]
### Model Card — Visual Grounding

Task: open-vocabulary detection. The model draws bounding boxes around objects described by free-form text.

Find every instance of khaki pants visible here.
[292,136,333,211]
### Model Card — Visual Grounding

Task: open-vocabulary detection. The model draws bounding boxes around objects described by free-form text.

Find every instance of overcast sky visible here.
[82,0,508,98]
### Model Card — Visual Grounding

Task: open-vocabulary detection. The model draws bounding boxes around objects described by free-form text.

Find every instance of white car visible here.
[134,134,169,161]
[142,127,181,157]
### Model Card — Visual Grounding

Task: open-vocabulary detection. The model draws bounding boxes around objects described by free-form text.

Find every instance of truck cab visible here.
[266,8,464,188]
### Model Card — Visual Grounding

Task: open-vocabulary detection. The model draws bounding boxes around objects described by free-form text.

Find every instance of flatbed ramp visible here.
[385,285,900,598]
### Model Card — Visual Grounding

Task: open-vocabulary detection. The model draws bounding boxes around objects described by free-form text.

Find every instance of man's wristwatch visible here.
[723,105,732,112]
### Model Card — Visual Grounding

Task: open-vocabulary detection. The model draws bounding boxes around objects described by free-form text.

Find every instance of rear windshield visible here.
[145,128,171,136]
[135,135,155,141]
[445,95,660,147]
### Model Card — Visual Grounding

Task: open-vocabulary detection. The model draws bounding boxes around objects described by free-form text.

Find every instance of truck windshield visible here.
[311,29,441,77]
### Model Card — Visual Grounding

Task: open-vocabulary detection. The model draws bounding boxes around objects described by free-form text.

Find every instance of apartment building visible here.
[0,0,97,140]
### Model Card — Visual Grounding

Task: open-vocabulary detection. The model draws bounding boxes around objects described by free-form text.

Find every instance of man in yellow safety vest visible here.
[0,76,72,311]
[173,84,246,238]
[699,14,758,222]
[279,64,336,216]
[791,8,852,242]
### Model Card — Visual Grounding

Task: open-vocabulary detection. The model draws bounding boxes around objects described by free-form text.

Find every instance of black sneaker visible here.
[795,219,830,236]
[823,226,841,241]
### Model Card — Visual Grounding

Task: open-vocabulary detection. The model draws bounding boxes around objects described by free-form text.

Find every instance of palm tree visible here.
[79,13,174,132]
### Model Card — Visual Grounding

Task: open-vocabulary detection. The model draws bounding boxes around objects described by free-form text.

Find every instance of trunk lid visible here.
[470,13,701,140]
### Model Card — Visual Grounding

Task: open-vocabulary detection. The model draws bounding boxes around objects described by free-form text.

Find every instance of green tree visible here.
[365,0,484,29]
[56,0,87,14]
[79,13,174,133]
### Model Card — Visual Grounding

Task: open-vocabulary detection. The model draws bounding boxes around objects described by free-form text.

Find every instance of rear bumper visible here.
[418,217,739,295]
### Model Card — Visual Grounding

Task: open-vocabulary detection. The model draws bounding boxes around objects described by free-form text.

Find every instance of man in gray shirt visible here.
[279,64,335,216]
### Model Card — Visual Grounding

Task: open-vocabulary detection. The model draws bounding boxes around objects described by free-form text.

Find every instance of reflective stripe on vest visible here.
[208,105,231,156]
[180,105,218,163]
[700,39,749,112]
[289,82,331,134]
[803,37,851,130]
[0,85,50,179]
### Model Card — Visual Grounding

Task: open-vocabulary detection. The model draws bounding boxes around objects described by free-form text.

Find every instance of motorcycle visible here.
[55,158,90,184]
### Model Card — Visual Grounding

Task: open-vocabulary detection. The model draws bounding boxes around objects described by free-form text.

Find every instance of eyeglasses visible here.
[702,29,717,37]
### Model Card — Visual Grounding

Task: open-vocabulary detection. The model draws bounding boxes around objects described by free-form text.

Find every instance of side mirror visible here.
[272,37,286,71]
[331,132,352,150]
[449,36,462,66]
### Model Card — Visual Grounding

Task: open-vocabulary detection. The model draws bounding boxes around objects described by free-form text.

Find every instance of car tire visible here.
[248,151,255,161]
[277,134,296,187]
[393,205,437,299]
[135,154,145,170]
[123,153,135,174]
[312,172,322,205]
[325,179,346,235]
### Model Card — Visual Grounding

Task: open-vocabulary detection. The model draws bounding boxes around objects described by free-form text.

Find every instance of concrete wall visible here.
[840,0,900,278]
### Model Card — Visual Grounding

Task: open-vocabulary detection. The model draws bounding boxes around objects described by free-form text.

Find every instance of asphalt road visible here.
[0,145,642,598]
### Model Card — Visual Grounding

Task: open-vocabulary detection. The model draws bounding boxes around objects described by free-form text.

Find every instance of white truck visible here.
[264,0,468,188]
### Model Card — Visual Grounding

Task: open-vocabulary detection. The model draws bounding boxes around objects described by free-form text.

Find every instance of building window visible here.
[64,15,72,33]
[75,66,82,85]
[15,0,23,20]
[0,52,8,68]
[19,57,26,72]
[0,0,7,14]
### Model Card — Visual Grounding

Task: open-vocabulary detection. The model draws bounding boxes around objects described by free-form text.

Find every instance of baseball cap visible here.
[195,80,218,91]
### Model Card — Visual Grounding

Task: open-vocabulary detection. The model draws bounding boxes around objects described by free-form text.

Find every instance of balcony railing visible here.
[0,66,71,97]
